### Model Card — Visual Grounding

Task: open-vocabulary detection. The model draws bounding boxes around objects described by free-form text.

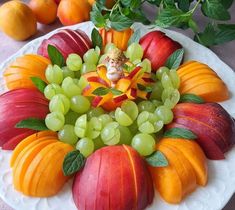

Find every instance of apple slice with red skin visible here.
[72,145,154,210]
[140,31,182,71]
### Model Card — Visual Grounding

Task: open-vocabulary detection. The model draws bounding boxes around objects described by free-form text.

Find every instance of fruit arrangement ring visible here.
[0,22,235,210]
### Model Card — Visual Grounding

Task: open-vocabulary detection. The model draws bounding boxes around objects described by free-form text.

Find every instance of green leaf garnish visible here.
[180,93,204,104]
[165,48,184,69]
[137,83,153,93]
[15,118,48,131]
[63,150,86,176]
[164,127,197,140]
[92,87,110,96]
[30,77,47,93]
[128,29,141,46]
[110,88,123,95]
[91,28,103,49]
[47,45,65,67]
[146,151,168,167]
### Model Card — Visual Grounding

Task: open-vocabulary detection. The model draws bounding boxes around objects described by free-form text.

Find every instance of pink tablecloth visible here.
[0,1,235,210]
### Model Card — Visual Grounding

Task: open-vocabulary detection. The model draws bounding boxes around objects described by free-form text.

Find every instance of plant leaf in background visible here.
[110,13,133,31]
[47,45,65,67]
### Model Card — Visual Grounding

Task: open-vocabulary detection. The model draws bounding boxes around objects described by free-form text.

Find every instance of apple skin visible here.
[38,29,92,59]
[72,145,154,210]
[167,103,235,160]
[0,89,49,150]
[140,31,182,71]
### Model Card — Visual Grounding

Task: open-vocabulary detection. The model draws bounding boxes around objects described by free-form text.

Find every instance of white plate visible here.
[0,21,235,210]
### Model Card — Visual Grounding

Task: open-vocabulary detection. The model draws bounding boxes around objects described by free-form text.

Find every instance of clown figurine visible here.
[105,48,128,87]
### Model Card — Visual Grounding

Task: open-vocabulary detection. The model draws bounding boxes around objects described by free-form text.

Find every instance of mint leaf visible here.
[180,93,204,104]
[177,0,191,12]
[63,150,86,176]
[15,118,48,131]
[137,83,153,92]
[30,77,47,93]
[128,29,141,46]
[47,45,65,67]
[110,13,133,31]
[146,151,168,167]
[91,28,103,49]
[164,127,197,140]
[221,0,234,9]
[201,0,230,21]
[215,24,235,45]
[110,88,123,95]
[90,4,106,28]
[165,48,184,69]
[92,87,110,96]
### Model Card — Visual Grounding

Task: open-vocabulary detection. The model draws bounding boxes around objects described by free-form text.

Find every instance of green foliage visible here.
[90,0,235,47]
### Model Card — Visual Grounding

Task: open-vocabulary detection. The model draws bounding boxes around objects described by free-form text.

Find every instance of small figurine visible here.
[105,48,128,87]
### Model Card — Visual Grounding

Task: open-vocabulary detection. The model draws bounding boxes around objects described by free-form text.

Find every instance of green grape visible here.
[121,100,138,121]
[95,46,101,56]
[98,54,108,64]
[66,53,82,71]
[65,111,80,125]
[155,105,174,124]
[161,72,173,89]
[86,117,102,139]
[74,114,87,138]
[81,63,97,74]
[70,95,90,114]
[45,112,65,131]
[156,66,170,80]
[150,81,163,100]
[62,77,82,98]
[93,136,105,150]
[45,64,63,84]
[109,111,115,119]
[115,107,133,126]
[49,94,70,115]
[162,87,180,109]
[132,59,142,65]
[138,101,155,113]
[83,49,99,65]
[139,58,151,73]
[44,83,64,100]
[118,126,132,145]
[126,43,143,62]
[98,114,113,127]
[62,66,75,79]
[151,99,163,108]
[58,124,78,145]
[128,120,138,134]
[104,43,117,53]
[131,133,155,156]
[87,107,105,120]
[74,71,81,79]
[137,111,150,127]
[76,137,94,157]
[169,69,180,89]
[78,76,89,90]
[101,122,120,145]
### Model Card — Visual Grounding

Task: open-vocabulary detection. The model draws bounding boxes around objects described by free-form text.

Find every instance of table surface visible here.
[0,1,235,210]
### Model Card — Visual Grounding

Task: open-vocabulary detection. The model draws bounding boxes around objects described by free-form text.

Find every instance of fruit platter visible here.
[0,21,235,210]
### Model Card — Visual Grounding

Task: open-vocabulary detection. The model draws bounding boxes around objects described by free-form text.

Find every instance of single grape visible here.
[126,43,144,62]
[78,76,89,90]
[62,77,82,98]
[101,122,120,145]
[70,95,90,114]
[98,114,113,127]
[45,112,65,131]
[115,107,133,126]
[81,63,97,74]
[156,66,170,80]
[95,46,101,56]
[98,54,108,64]
[66,53,82,71]
[161,72,173,89]
[44,83,64,100]
[121,100,138,121]
[83,49,99,65]
[118,126,133,145]
[131,133,155,156]
[137,111,150,127]
[132,59,142,65]
[45,64,63,84]
[74,114,87,138]
[151,99,163,108]
[150,81,163,100]
[58,124,78,145]
[139,58,151,73]
[169,69,180,89]
[162,87,180,109]
[86,117,102,139]
[62,66,75,79]
[49,94,70,115]
[104,43,117,53]
[109,111,115,119]
[155,105,174,124]
[87,107,105,120]
[138,101,155,113]
[65,111,80,125]
[76,137,94,157]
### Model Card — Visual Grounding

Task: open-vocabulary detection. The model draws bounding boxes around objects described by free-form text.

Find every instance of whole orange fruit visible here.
[29,0,58,24]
